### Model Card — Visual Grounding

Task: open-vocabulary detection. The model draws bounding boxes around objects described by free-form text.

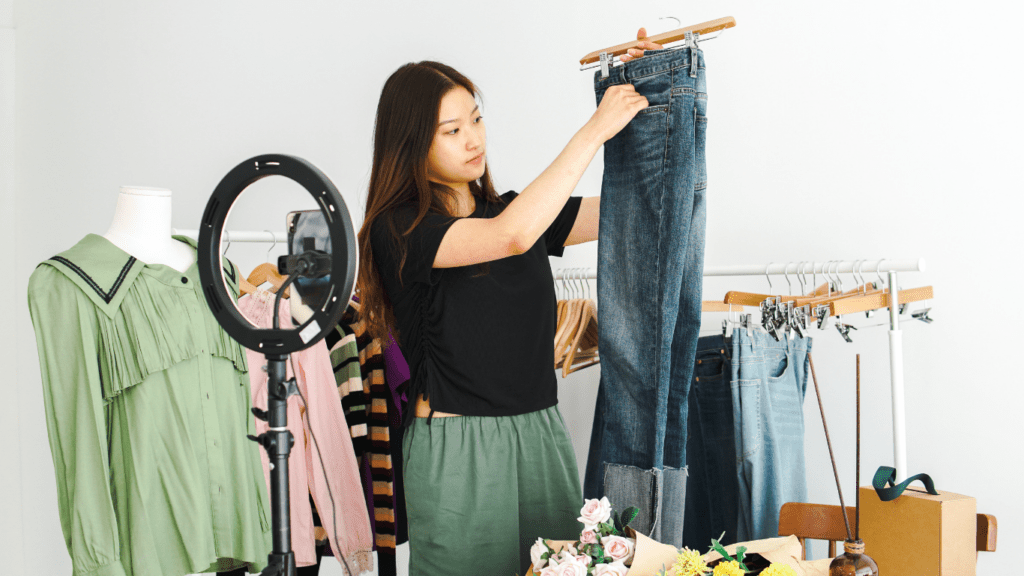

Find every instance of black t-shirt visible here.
[371,190,583,417]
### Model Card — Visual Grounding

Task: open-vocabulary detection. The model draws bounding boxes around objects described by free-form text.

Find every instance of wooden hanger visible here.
[580,16,736,65]
[702,301,745,312]
[562,300,600,376]
[247,262,290,298]
[827,286,934,317]
[554,298,584,366]
[239,276,258,297]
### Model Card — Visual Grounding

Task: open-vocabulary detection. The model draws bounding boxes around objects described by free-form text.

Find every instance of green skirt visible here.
[402,405,584,575]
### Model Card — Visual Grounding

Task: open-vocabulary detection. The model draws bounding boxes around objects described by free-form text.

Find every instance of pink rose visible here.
[580,529,598,544]
[593,562,629,576]
[577,497,613,528]
[600,535,636,564]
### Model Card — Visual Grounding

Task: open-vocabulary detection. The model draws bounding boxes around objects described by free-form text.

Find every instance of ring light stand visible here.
[197,154,357,576]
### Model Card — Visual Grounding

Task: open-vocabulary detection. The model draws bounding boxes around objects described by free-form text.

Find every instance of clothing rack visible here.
[174,229,286,243]
[554,258,927,483]
[185,227,924,482]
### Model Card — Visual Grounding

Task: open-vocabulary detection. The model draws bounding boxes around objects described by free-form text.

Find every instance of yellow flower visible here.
[760,564,797,576]
[711,560,744,576]
[672,547,710,576]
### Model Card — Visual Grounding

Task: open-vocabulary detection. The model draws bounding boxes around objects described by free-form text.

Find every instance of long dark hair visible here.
[356,61,501,345]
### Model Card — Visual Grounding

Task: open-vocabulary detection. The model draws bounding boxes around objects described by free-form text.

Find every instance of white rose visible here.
[593,562,629,576]
[551,555,588,576]
[578,497,613,528]
[530,537,552,570]
[600,535,636,564]
[539,557,561,576]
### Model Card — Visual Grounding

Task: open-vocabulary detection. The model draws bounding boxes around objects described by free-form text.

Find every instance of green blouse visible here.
[27,234,272,576]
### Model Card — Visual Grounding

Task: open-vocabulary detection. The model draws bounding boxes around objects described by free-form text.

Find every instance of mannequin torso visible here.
[103,186,195,273]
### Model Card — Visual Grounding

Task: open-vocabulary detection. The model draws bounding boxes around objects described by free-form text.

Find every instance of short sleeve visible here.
[371,208,457,287]
[543,195,583,257]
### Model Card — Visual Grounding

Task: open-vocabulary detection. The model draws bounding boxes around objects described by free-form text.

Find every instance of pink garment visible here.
[239,290,374,573]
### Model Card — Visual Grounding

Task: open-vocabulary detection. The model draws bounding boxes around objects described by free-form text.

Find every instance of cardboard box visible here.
[859,486,977,575]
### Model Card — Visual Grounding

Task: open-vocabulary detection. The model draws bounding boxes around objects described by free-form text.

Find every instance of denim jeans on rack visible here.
[583,45,708,547]
[730,329,811,542]
[682,335,739,548]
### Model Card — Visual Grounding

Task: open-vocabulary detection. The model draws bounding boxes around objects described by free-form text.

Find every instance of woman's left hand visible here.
[620,27,665,63]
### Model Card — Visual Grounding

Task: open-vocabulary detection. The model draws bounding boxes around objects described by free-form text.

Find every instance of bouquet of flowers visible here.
[529,497,640,576]
[661,536,799,576]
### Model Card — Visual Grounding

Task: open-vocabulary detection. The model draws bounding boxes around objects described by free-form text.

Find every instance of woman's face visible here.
[426,86,486,191]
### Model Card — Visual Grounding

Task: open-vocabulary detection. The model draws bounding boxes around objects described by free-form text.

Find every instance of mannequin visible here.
[103,186,195,273]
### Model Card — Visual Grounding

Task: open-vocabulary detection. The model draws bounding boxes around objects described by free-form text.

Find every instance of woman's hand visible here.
[620,27,665,63]
[586,84,648,144]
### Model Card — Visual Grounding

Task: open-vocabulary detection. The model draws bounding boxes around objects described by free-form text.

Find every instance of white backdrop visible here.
[5,1,1023,575]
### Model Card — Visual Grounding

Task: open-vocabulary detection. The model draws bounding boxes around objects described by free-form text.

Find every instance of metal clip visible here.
[599,52,613,79]
[684,30,700,49]
[911,308,934,324]
[835,321,857,343]
[815,305,832,330]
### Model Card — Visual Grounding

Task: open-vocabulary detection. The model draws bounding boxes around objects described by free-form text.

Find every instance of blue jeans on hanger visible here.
[682,335,739,548]
[730,329,811,542]
[583,45,708,547]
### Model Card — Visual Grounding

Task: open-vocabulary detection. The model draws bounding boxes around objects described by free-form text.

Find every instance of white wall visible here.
[1,0,21,572]
[9,1,1023,575]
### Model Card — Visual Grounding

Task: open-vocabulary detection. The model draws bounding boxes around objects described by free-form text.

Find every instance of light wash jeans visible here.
[583,45,708,548]
[731,329,811,541]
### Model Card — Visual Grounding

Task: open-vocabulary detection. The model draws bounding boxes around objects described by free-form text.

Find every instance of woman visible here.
[357,31,661,575]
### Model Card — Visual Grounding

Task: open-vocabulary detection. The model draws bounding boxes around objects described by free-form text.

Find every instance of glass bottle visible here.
[828,540,879,576]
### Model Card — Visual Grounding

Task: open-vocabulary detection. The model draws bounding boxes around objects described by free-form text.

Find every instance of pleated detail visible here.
[95,275,248,403]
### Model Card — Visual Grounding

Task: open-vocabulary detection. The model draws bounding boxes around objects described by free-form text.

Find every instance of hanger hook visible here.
[659,16,682,30]
[855,259,866,292]
[586,267,592,300]
[265,230,277,262]
[796,261,807,296]
[835,260,845,293]
[765,262,774,293]
[783,262,794,294]
[876,258,888,289]
[222,231,231,257]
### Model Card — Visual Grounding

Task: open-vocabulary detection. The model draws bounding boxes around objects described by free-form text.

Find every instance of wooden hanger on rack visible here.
[579,16,736,65]
[702,301,745,312]
[561,300,600,376]
[238,275,258,297]
[247,262,290,298]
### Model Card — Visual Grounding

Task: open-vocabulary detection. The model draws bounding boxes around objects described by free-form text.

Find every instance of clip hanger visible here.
[599,52,613,79]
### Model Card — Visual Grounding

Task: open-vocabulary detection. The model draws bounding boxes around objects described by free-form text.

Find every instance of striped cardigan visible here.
[325,306,408,576]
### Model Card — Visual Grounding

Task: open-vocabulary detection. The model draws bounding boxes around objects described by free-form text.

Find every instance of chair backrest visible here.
[778,502,855,559]
[779,502,998,560]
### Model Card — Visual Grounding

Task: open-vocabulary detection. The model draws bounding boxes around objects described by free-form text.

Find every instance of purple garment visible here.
[382,332,410,417]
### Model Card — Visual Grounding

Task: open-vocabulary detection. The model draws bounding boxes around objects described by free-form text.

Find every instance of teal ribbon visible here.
[872,466,939,502]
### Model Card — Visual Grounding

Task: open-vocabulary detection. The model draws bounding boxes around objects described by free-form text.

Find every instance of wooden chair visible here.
[778,502,998,560]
